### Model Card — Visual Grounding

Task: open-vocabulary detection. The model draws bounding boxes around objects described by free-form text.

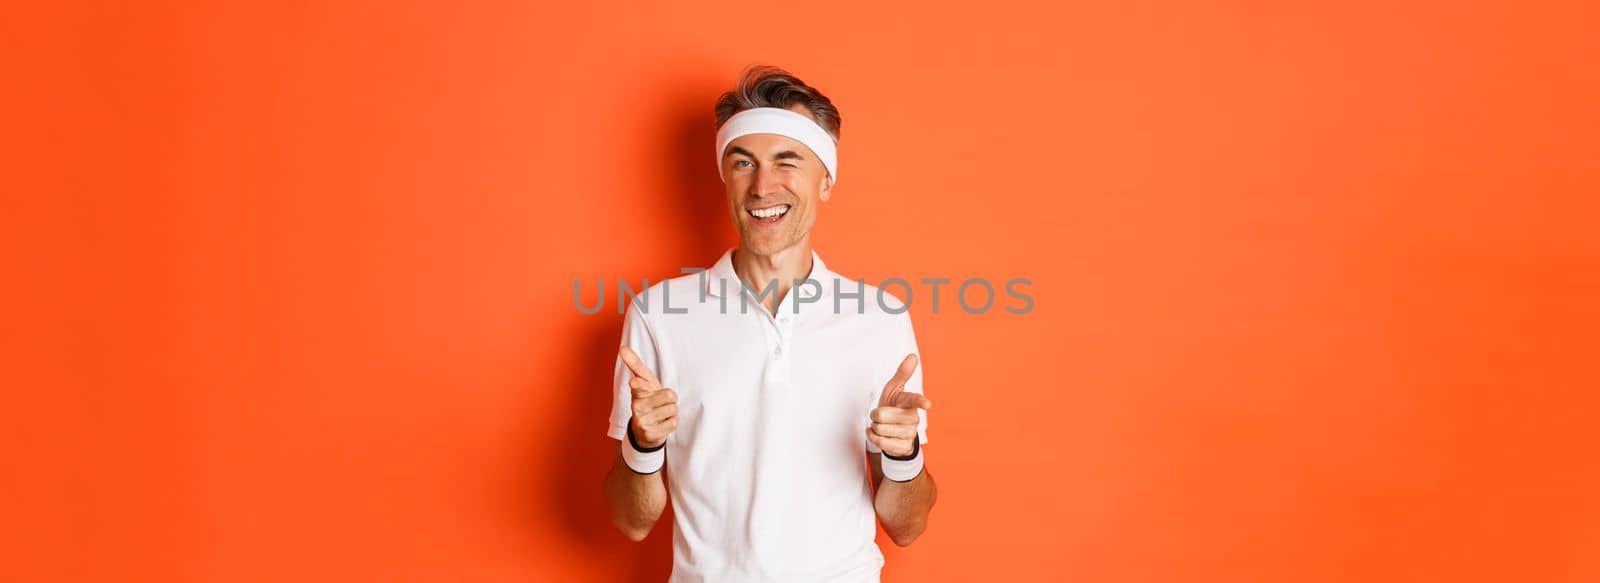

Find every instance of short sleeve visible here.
[608,303,660,440]
[866,313,929,452]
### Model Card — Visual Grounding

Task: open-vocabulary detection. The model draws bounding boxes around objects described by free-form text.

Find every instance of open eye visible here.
[733,159,753,169]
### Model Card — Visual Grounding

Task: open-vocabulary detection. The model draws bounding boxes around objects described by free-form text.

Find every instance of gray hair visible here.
[714,65,842,140]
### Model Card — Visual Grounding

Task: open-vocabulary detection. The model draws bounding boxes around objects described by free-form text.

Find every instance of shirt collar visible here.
[704,248,832,298]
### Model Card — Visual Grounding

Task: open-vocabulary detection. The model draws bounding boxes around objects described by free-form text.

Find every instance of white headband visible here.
[715,107,838,183]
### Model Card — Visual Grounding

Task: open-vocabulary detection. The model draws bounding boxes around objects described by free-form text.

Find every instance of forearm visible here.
[602,450,667,541]
[873,465,936,546]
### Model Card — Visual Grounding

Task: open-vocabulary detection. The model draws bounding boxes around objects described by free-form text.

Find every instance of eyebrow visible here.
[725,146,807,162]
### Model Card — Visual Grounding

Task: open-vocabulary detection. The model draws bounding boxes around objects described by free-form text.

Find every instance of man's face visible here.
[719,107,834,256]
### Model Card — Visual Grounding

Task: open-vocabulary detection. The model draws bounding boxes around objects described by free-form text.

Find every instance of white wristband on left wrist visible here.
[880,438,924,482]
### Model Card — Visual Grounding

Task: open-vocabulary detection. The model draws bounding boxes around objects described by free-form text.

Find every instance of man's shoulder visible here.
[818,268,913,321]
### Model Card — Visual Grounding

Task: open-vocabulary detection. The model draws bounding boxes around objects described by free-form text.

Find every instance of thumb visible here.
[878,353,919,407]
[619,345,659,386]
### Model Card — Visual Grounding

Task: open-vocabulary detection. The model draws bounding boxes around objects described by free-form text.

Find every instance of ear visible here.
[819,174,834,202]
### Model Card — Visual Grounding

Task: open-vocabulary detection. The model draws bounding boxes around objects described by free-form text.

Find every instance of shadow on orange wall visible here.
[544,319,672,580]
[539,94,730,579]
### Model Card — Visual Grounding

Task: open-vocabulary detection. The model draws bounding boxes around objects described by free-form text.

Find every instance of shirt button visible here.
[773,345,783,356]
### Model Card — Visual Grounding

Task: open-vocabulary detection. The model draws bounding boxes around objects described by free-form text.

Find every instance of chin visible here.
[741,235,790,256]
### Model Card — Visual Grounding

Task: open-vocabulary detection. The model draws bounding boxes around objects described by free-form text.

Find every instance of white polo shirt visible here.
[608,249,928,583]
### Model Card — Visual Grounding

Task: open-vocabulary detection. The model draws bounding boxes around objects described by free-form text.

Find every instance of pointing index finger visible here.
[889,391,933,411]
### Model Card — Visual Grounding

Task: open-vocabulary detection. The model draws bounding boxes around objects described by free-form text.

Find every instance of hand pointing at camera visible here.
[868,354,930,458]
[621,346,678,449]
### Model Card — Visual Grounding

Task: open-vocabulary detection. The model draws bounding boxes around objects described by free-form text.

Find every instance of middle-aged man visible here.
[601,65,937,582]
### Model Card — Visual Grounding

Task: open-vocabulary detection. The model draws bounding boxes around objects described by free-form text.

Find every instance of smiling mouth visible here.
[746,204,791,223]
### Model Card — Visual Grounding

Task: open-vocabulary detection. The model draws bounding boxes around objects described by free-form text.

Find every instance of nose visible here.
[748,165,783,199]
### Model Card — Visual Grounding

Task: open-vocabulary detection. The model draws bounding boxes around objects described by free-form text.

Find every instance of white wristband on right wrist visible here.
[621,422,665,474]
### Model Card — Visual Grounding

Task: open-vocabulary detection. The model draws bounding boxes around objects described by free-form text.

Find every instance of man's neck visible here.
[732,240,815,316]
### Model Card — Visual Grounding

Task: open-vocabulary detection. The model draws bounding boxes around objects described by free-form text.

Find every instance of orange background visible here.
[4,1,1598,581]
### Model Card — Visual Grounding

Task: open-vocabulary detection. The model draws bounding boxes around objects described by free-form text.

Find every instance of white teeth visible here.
[749,205,790,219]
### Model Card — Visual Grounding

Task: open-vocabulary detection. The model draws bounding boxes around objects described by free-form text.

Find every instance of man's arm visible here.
[869,453,937,546]
[866,353,938,546]
[603,449,667,541]
[601,346,678,541]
